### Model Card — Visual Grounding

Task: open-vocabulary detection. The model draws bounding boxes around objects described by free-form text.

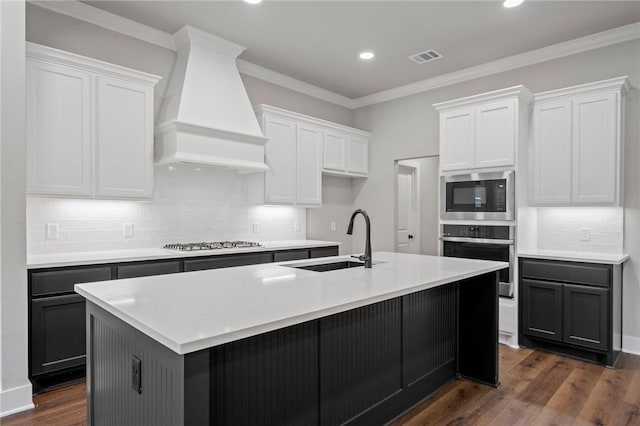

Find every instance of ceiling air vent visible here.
[409,49,442,64]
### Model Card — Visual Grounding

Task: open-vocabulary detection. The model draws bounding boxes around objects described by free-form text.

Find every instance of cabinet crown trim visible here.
[26,42,161,86]
[254,104,371,137]
[534,76,631,102]
[433,85,533,111]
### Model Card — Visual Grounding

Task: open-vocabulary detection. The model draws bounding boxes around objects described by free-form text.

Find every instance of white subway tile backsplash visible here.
[537,207,623,254]
[27,166,306,255]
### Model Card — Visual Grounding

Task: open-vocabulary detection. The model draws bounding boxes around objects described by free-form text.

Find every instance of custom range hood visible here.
[155,26,269,173]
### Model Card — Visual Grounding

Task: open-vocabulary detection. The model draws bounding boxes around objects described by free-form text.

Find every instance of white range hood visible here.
[155,25,269,173]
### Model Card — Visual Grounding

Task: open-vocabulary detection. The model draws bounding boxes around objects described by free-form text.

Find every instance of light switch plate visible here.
[253,222,259,233]
[580,227,591,241]
[123,223,134,238]
[330,222,337,232]
[46,223,59,240]
[294,221,301,232]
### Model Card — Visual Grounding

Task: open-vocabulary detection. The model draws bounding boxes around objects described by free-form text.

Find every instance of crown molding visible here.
[30,1,639,110]
[237,60,354,109]
[30,0,176,50]
[29,0,353,109]
[351,22,640,109]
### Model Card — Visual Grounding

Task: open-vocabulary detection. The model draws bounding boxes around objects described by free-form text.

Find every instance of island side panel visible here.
[209,320,319,425]
[457,272,500,387]
[86,302,196,426]
[319,299,403,426]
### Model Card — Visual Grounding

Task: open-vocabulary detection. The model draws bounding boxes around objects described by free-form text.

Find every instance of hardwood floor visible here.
[3,346,639,425]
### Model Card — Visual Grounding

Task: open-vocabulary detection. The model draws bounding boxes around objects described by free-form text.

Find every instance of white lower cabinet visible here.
[531,77,629,206]
[253,105,369,206]
[26,43,160,199]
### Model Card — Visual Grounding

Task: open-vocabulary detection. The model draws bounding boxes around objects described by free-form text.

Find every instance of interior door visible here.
[396,164,420,254]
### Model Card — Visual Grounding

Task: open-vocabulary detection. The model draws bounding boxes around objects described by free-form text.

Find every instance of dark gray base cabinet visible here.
[85,272,499,426]
[29,246,338,390]
[519,258,621,367]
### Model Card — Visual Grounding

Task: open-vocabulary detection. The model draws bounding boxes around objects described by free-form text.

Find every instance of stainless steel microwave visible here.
[441,171,515,220]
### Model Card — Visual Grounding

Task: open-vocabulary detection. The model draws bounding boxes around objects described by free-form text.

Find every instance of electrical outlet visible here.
[253,222,259,233]
[580,227,591,241]
[123,223,134,238]
[46,223,59,240]
[132,355,142,394]
[294,221,301,232]
[330,222,337,232]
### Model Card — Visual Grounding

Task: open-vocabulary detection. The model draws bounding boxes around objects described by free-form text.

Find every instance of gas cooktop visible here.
[163,241,262,251]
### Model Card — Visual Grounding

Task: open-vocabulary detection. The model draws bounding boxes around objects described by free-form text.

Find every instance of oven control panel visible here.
[442,224,510,240]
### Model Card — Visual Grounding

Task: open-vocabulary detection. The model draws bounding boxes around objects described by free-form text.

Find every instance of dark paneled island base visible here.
[86,272,498,425]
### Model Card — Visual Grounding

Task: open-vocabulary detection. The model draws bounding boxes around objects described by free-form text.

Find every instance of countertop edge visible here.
[76,259,506,355]
[517,251,629,265]
[28,240,342,269]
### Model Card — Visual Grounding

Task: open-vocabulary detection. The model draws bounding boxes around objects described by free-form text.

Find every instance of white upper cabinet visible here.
[253,105,369,206]
[95,77,155,198]
[347,135,368,175]
[26,43,160,199]
[434,86,532,172]
[263,115,297,204]
[26,60,93,196]
[475,100,516,168]
[530,77,629,206]
[439,109,475,171]
[323,130,348,172]
[296,124,323,205]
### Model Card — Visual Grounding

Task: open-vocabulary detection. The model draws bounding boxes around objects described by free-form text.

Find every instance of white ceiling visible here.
[85,1,640,99]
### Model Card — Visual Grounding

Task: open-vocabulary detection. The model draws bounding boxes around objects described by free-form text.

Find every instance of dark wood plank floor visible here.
[3,346,639,425]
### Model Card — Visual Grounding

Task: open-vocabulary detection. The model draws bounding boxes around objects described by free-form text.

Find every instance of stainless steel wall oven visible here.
[441,224,514,298]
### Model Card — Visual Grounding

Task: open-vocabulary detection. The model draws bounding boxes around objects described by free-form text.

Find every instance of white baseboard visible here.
[623,335,640,355]
[499,333,519,349]
[0,383,34,418]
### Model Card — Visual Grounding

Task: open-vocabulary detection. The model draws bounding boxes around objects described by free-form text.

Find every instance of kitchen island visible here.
[75,252,506,426]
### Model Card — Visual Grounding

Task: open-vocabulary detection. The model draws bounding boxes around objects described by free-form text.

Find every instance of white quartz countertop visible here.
[75,251,507,355]
[27,240,341,268]
[517,249,629,265]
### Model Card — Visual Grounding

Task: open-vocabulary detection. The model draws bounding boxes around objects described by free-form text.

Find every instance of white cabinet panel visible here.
[26,60,93,196]
[323,131,347,171]
[347,136,368,175]
[572,93,617,204]
[26,43,160,199]
[264,116,297,204]
[475,100,515,168]
[440,109,475,171]
[530,77,627,206]
[531,101,572,204]
[296,124,322,205]
[96,77,154,198]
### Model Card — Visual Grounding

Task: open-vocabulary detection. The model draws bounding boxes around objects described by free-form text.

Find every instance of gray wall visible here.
[416,157,439,256]
[351,40,640,349]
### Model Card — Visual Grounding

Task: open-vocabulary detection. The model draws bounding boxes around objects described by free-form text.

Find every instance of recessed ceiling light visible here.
[243,0,262,4]
[503,0,524,7]
[359,51,375,60]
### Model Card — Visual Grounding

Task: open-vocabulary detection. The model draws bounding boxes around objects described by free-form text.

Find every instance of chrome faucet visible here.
[346,209,372,268]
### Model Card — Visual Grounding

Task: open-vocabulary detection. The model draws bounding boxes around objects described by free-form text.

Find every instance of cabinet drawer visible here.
[184,253,274,272]
[520,259,610,287]
[274,249,309,262]
[31,266,113,297]
[117,261,181,279]
[309,246,339,259]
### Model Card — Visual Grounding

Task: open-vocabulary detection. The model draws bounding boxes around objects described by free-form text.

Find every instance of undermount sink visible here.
[287,260,365,272]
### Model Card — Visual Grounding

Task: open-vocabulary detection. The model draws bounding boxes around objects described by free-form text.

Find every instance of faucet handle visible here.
[351,254,368,262]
